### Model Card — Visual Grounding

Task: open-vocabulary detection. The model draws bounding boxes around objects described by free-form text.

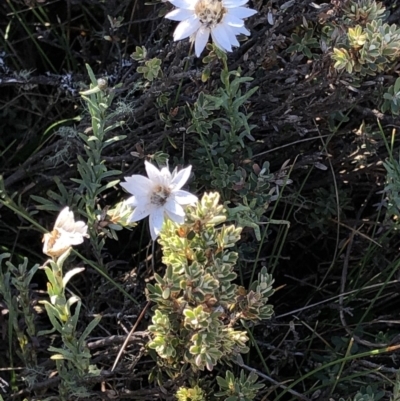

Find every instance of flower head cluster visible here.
[43,207,89,258]
[165,0,257,57]
[120,161,197,240]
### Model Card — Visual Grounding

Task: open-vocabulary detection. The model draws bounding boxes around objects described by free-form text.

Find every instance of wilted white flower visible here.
[43,207,89,258]
[120,161,197,240]
[165,0,257,57]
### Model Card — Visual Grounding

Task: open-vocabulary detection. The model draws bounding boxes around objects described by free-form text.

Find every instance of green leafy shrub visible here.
[147,192,274,377]
[332,19,400,76]
[176,385,206,401]
[132,46,162,82]
[381,77,400,115]
[342,0,388,24]
[287,27,320,59]
[216,370,264,401]
[189,60,291,238]
[0,254,39,368]
[339,385,384,401]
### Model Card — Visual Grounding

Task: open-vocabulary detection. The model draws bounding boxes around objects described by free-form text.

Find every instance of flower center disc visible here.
[195,0,226,28]
[151,185,171,206]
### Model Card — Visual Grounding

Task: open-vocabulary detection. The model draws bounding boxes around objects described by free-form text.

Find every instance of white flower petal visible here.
[173,16,201,41]
[171,165,192,190]
[60,228,88,242]
[165,8,194,21]
[122,160,197,240]
[129,204,152,222]
[227,6,257,18]
[42,232,54,256]
[164,198,185,218]
[224,13,245,27]
[57,210,77,232]
[211,25,232,52]
[173,190,198,205]
[145,161,163,184]
[168,0,195,10]
[55,207,72,227]
[59,219,76,233]
[223,24,240,47]
[149,208,165,240]
[195,27,210,57]
[125,195,137,207]
[43,235,70,257]
[230,24,250,35]
[160,165,172,186]
[223,0,250,7]
[165,209,185,224]
[43,208,88,258]
[63,233,86,246]
[165,0,255,58]
[120,175,152,197]
[73,220,88,230]
[131,194,150,208]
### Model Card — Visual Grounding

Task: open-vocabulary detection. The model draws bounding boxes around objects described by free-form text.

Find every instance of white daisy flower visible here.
[165,0,257,57]
[43,207,89,258]
[120,161,198,240]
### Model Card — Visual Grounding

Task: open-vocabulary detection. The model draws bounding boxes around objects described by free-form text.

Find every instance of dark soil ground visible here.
[2,0,400,400]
